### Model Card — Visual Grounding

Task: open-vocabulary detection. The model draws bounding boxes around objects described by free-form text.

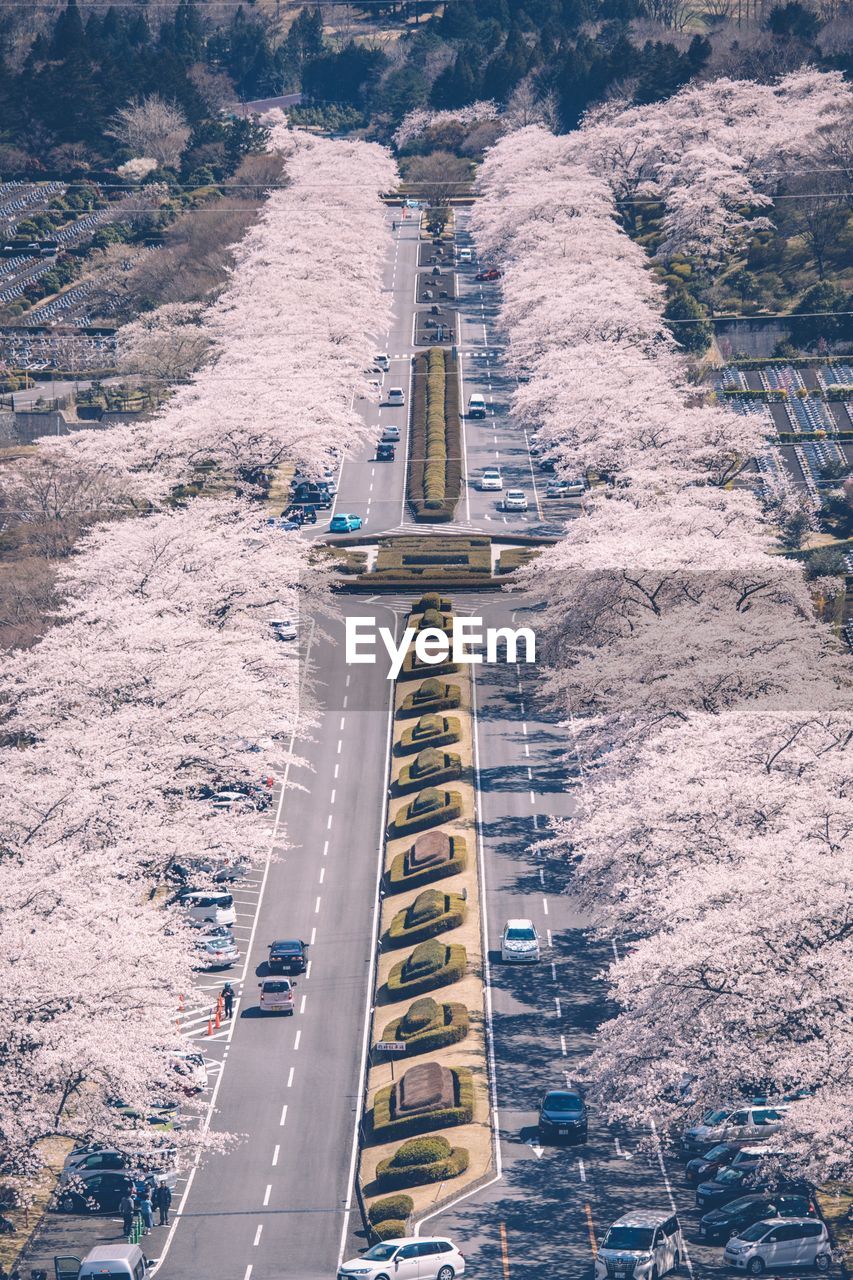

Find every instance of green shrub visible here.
[368,1193,413,1224]
[395,748,462,793]
[386,940,467,998]
[398,682,462,718]
[397,715,461,755]
[381,999,470,1056]
[374,1138,470,1191]
[390,1135,451,1166]
[412,593,451,613]
[387,834,468,891]
[397,648,459,681]
[373,1218,408,1240]
[371,1065,474,1141]
[385,889,467,947]
[406,348,463,521]
[389,789,463,837]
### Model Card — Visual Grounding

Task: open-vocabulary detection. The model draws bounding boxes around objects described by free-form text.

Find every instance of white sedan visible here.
[478,468,503,491]
[501,919,541,962]
[503,489,528,511]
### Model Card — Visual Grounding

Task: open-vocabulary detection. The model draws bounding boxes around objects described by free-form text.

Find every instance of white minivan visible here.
[458,247,472,263]
[467,394,486,419]
[78,1244,148,1280]
[724,1218,831,1274]
[595,1211,685,1280]
[180,890,236,927]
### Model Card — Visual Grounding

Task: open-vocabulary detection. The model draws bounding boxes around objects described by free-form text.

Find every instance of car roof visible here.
[544,1089,582,1099]
[83,1245,143,1263]
[271,939,303,950]
[506,917,534,928]
[612,1211,675,1227]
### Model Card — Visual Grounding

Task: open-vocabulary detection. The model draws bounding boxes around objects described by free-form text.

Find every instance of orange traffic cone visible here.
[178,993,185,1011]
[207,1013,214,1036]
[215,1006,221,1030]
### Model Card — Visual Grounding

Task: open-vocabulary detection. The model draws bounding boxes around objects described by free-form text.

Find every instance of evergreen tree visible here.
[51,0,86,59]
[664,290,713,353]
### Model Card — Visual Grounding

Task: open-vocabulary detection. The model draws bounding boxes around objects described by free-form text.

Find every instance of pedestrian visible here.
[222,982,234,1018]
[153,1179,172,1227]
[392,219,397,231]
[138,1186,154,1236]
[119,1190,135,1238]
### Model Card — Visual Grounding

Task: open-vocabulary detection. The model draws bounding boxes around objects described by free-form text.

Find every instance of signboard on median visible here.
[376,1041,407,1053]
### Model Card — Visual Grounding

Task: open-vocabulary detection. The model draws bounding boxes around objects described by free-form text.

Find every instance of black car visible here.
[56,1171,144,1214]
[268,939,308,975]
[376,442,396,462]
[699,1193,814,1244]
[686,1143,740,1186]
[292,483,332,509]
[538,1089,588,1143]
[696,1163,764,1210]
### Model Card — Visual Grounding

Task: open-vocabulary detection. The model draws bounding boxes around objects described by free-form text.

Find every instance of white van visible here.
[467,394,486,419]
[458,248,472,263]
[78,1243,148,1280]
[180,890,236,927]
[595,1211,685,1280]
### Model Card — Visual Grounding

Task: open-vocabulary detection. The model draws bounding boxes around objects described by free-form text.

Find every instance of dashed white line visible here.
[326,815,332,830]
[543,897,549,915]
[310,927,316,945]
[578,1158,586,1182]
[299,994,307,1014]
[271,1145,280,1166]
[529,790,536,804]
[336,740,343,755]
[263,1185,272,1206]
[305,959,312,979]
[555,996,562,1017]
[551,961,557,981]
[547,928,553,946]
[319,866,325,884]
[333,763,339,779]
[322,840,329,857]
[330,789,336,805]
[294,1029,302,1051]
[339,716,346,731]
[287,1067,294,1088]
[279,1106,287,1127]
[539,868,545,886]
[253,1225,263,1247]
[243,1266,253,1280]
[560,1033,568,1056]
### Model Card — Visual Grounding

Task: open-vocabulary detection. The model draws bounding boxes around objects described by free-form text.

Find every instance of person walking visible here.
[119,1190,135,1239]
[138,1186,154,1236]
[153,1180,172,1226]
[222,982,234,1019]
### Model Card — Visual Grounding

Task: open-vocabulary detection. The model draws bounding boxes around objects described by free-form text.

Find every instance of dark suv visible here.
[376,442,396,462]
[267,939,308,974]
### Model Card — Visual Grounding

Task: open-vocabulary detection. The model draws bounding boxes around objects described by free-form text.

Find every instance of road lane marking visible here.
[579,1158,586,1182]
[339,716,346,731]
[500,1222,510,1278]
[310,927,316,945]
[539,868,545,885]
[253,1225,263,1247]
[293,1029,301,1050]
[543,897,549,915]
[529,790,536,804]
[555,996,561,1017]
[319,866,325,884]
[263,1185,271,1206]
[560,1033,568,1056]
[337,740,343,754]
[315,895,322,912]
[547,929,553,946]
[300,994,307,1013]
[330,789,336,804]
[551,961,557,980]
[287,1067,294,1088]
[322,840,329,857]
[333,763,339,779]
[279,1106,287,1127]
[521,721,528,735]
[612,939,620,963]
[651,1118,695,1274]
[243,1267,252,1280]
[326,815,332,830]
[524,743,530,757]
[584,1201,597,1257]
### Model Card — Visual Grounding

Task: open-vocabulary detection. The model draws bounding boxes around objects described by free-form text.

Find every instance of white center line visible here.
[555,996,562,1017]
[336,740,343,755]
[319,866,325,885]
[529,790,536,804]
[294,1029,302,1051]
[287,1067,295,1088]
[333,763,339,779]
[342,695,348,709]
[560,1033,568,1056]
[279,1105,287,1127]
[253,1225,263,1247]
[243,1267,253,1280]
[326,815,332,830]
[547,928,553,946]
[543,897,549,915]
[300,994,307,1013]
[339,716,346,731]
[578,1158,586,1182]
[551,961,557,981]
[524,743,530,757]
[305,960,312,979]
[330,789,336,805]
[272,1145,280,1166]
[314,895,322,913]
[539,868,545,886]
[322,840,329,857]
[263,1185,272,1207]
[310,927,316,945]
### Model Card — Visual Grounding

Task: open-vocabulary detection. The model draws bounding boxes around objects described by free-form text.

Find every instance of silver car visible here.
[724,1218,831,1274]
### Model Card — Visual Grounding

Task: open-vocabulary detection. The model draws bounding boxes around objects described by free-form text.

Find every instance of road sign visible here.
[376,1041,406,1053]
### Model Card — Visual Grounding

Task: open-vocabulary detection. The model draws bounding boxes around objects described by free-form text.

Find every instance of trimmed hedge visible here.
[389,788,463,837]
[396,714,461,755]
[368,1193,413,1224]
[395,748,463,794]
[387,834,468,891]
[374,1218,408,1241]
[374,536,491,577]
[375,1137,470,1191]
[385,889,467,948]
[386,940,467,998]
[406,348,463,522]
[371,1066,474,1141]
[412,593,452,613]
[381,999,470,1056]
[398,649,459,681]
[398,680,461,719]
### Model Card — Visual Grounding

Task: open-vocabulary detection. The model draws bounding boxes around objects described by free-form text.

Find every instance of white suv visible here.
[338,1236,465,1280]
[595,1212,684,1280]
[724,1218,831,1274]
[501,919,540,962]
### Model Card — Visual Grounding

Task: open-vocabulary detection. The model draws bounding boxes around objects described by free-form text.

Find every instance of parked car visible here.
[723,1218,831,1274]
[503,489,529,512]
[458,247,472,263]
[382,424,401,442]
[258,978,296,1014]
[537,457,557,472]
[687,1144,741,1186]
[292,482,332,509]
[376,442,396,462]
[169,1051,208,1093]
[195,934,239,970]
[478,468,503,491]
[385,387,406,407]
[699,1193,815,1244]
[78,1244,148,1280]
[373,353,390,371]
[476,267,502,281]
[62,1147,179,1190]
[56,1171,141,1215]
[595,1212,684,1280]
[329,513,363,533]
[501,919,540,962]
[266,516,300,532]
[696,1155,767,1211]
[179,890,235,927]
[683,1107,790,1153]
[168,856,245,886]
[338,1236,465,1280]
[267,939,308,975]
[538,1090,588,1143]
[268,617,297,641]
[467,394,486,419]
[546,478,585,498]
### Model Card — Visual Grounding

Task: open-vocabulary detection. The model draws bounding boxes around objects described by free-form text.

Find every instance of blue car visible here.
[329,513,362,532]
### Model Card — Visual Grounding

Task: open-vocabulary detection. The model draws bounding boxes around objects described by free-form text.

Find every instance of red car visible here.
[476,267,502,281]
